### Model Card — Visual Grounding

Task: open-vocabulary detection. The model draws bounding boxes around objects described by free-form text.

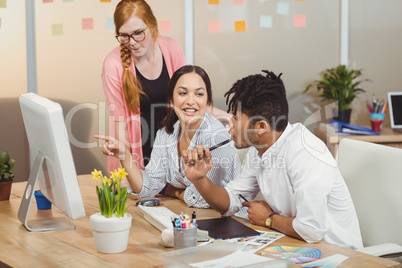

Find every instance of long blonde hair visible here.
[114,0,159,114]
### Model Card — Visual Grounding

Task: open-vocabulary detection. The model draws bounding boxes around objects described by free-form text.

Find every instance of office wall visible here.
[0,0,183,179]
[349,0,402,126]
[194,0,339,128]
[0,1,27,97]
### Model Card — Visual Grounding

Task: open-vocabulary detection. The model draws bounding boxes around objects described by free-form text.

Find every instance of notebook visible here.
[196,217,260,239]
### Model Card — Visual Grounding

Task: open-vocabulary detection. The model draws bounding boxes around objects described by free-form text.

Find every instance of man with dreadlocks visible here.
[181,70,363,249]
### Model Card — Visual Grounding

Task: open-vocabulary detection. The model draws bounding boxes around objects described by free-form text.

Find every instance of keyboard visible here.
[137,205,178,231]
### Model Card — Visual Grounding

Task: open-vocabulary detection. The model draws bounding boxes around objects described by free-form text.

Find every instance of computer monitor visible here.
[388,91,402,131]
[18,93,86,232]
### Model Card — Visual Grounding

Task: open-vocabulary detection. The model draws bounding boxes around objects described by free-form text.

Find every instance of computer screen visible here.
[18,93,86,232]
[388,91,402,130]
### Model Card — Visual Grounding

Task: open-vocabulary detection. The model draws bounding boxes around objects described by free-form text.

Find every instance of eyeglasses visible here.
[115,27,147,44]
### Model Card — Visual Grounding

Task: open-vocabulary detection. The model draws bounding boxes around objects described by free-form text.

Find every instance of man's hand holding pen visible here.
[182,144,213,182]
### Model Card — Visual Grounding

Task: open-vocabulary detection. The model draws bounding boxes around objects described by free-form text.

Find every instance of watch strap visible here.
[267,212,278,229]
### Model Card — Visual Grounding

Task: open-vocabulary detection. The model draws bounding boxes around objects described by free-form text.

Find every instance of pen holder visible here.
[34,190,52,210]
[174,225,197,250]
[370,113,385,133]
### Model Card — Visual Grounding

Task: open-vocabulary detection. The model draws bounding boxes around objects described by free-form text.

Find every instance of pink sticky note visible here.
[232,0,244,5]
[293,14,306,27]
[159,20,172,33]
[208,20,221,33]
[82,18,94,30]
[234,20,246,33]
[43,0,53,3]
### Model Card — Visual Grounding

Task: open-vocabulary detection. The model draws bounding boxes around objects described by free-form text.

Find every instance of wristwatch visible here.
[265,212,278,229]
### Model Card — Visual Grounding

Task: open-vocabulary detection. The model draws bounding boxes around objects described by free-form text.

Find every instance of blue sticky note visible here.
[260,15,272,28]
[106,18,114,30]
[277,2,289,15]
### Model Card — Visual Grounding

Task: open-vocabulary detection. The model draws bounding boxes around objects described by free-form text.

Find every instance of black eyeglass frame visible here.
[115,27,148,44]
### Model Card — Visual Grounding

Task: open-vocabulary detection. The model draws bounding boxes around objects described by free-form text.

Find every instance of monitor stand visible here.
[17,152,76,232]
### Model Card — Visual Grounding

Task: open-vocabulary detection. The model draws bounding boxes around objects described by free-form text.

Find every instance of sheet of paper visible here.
[199,231,285,254]
[190,250,274,267]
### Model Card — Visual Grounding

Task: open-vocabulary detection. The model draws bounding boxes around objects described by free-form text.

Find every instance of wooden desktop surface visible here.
[0,175,400,268]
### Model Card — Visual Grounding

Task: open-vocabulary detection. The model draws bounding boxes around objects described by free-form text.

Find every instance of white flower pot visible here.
[90,212,132,253]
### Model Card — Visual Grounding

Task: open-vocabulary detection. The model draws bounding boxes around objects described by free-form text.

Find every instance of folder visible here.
[329,119,380,135]
[196,217,260,239]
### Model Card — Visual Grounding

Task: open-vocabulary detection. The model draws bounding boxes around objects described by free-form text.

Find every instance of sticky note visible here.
[293,14,306,27]
[208,20,221,33]
[277,2,289,15]
[0,18,2,28]
[106,18,114,30]
[234,20,246,33]
[159,20,172,33]
[232,0,244,5]
[260,15,272,28]
[208,0,219,5]
[82,18,94,30]
[43,0,53,3]
[0,0,6,8]
[52,24,64,36]
[63,0,74,2]
[100,0,112,2]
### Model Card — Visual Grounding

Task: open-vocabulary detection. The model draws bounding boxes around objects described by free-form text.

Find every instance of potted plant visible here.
[0,150,15,201]
[304,65,370,123]
[90,168,133,253]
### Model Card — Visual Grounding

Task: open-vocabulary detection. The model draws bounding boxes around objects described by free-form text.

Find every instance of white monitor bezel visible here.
[388,91,402,130]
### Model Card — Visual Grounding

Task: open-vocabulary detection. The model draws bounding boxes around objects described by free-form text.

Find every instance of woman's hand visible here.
[164,184,185,201]
[94,135,126,159]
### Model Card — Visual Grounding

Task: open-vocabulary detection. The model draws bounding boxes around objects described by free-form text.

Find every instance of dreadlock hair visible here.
[224,70,289,131]
[114,0,159,114]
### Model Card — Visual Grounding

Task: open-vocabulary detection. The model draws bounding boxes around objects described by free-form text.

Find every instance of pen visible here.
[239,194,249,202]
[204,139,231,154]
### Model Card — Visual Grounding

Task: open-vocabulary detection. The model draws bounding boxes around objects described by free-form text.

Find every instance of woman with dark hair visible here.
[96,65,239,208]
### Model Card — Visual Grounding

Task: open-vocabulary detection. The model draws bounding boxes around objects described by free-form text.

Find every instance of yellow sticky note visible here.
[52,24,64,36]
[232,0,244,5]
[208,20,221,33]
[208,0,219,5]
[234,20,246,33]
[159,20,172,33]
[100,0,112,2]
[0,0,7,8]
[82,18,94,30]
[293,14,306,27]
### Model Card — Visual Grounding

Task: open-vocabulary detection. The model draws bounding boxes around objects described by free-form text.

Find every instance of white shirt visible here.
[224,123,363,249]
[128,112,241,208]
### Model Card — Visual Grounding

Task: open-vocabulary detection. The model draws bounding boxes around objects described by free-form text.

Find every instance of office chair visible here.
[337,139,402,262]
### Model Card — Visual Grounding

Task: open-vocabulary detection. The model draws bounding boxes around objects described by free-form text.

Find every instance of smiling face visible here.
[172,72,208,129]
[118,15,153,58]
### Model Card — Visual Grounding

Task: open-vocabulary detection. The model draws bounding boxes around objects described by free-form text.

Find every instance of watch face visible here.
[265,217,272,227]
